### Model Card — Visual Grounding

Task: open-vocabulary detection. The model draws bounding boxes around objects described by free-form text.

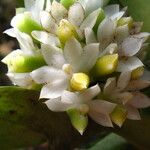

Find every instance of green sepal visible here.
[4,54,46,73]
[67,108,88,135]
[15,13,43,34]
[110,105,127,127]
[60,0,76,9]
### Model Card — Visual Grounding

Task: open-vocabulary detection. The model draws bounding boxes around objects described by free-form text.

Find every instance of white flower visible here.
[103,71,150,126]
[30,38,99,99]
[2,29,44,88]
[45,84,116,129]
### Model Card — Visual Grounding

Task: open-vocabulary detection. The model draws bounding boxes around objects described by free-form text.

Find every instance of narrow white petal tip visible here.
[78,130,84,135]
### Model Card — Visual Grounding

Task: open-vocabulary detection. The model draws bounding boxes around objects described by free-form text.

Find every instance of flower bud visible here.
[93,54,118,77]
[70,73,90,91]
[57,19,79,46]
[131,66,144,80]
[2,51,46,73]
[117,17,133,29]
[67,108,88,135]
[60,0,76,9]
[110,105,127,127]
[11,12,43,34]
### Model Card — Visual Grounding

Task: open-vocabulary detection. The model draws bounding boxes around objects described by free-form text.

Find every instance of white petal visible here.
[6,29,36,55]
[45,0,51,12]
[79,0,104,16]
[79,84,101,103]
[45,98,71,112]
[99,43,118,57]
[7,73,33,87]
[40,79,68,99]
[97,18,117,49]
[3,28,16,37]
[132,32,150,43]
[89,111,113,127]
[40,11,58,34]
[117,92,133,105]
[27,0,45,21]
[61,91,79,105]
[115,25,129,44]
[80,9,101,31]
[64,38,82,72]
[84,28,97,44]
[117,71,131,91]
[24,0,35,11]
[41,44,66,69]
[68,3,85,27]
[126,105,141,120]
[51,1,67,23]
[126,80,150,91]
[32,31,60,46]
[2,49,22,65]
[119,37,144,57]
[111,11,125,21]
[104,4,120,17]
[129,92,150,108]
[104,77,116,95]
[117,57,144,72]
[89,100,116,114]
[79,43,99,72]
[17,31,36,54]
[104,5,125,21]
[30,66,66,84]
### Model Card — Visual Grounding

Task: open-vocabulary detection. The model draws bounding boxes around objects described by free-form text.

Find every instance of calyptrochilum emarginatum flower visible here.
[2,0,150,134]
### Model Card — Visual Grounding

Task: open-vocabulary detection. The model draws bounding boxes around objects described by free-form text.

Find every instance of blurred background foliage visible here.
[0,0,150,150]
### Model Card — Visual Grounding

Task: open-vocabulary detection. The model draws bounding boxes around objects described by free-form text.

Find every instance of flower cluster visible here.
[2,0,150,134]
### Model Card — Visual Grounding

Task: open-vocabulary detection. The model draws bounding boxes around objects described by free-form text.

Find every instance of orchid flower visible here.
[102,71,150,127]
[30,38,99,99]
[2,28,46,88]
[45,84,116,134]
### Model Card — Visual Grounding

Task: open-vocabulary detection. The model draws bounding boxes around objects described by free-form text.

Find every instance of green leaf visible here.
[0,87,46,149]
[88,133,128,150]
[0,120,45,150]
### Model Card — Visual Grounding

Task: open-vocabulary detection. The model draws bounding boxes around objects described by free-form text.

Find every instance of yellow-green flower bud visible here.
[117,17,133,29]
[131,66,144,80]
[110,105,127,127]
[60,0,76,9]
[12,12,43,34]
[93,54,118,77]
[57,19,79,46]
[70,73,90,91]
[67,108,88,135]
[2,51,46,73]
